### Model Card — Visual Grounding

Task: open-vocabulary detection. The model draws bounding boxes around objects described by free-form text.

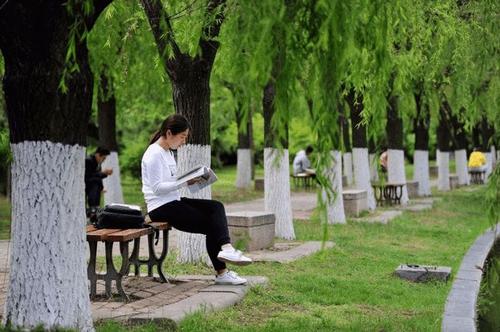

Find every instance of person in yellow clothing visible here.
[468,148,487,172]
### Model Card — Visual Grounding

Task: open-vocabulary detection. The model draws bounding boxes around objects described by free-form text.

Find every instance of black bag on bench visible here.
[96,204,146,229]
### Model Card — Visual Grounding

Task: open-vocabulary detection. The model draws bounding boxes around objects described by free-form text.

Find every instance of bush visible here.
[120,138,148,178]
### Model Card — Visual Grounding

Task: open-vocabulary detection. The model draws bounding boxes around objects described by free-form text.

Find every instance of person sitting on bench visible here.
[292,145,315,176]
[85,147,113,221]
[468,147,487,172]
[141,114,252,286]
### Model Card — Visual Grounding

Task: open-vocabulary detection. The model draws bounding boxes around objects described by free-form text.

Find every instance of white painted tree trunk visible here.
[342,152,353,186]
[369,153,379,182]
[484,152,492,179]
[264,148,295,239]
[323,150,346,224]
[491,146,496,168]
[454,149,469,186]
[413,150,431,196]
[235,149,252,189]
[352,148,376,210]
[3,141,93,331]
[102,151,124,205]
[176,144,210,263]
[387,149,409,205]
[437,150,450,191]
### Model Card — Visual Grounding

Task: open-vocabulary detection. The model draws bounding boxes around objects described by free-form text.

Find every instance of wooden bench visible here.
[371,182,406,206]
[469,170,485,184]
[291,173,314,189]
[86,221,170,301]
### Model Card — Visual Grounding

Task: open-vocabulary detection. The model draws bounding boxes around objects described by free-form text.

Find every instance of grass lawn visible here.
[0,164,493,331]
[96,184,491,332]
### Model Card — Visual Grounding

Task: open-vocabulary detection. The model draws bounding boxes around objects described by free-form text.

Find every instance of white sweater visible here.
[141,143,183,212]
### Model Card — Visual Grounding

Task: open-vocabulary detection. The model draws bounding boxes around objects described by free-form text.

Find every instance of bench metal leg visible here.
[128,229,170,283]
[87,240,98,299]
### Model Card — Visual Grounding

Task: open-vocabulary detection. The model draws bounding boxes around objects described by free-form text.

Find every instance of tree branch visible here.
[140,0,183,64]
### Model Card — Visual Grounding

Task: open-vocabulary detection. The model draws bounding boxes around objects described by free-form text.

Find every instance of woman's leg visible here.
[148,199,228,271]
[177,198,231,271]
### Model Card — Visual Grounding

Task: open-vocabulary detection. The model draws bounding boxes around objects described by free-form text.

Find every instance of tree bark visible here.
[235,102,253,188]
[413,91,431,196]
[386,95,409,204]
[0,1,111,330]
[141,0,226,263]
[414,91,430,151]
[346,89,366,148]
[97,70,124,204]
[97,71,118,151]
[437,101,452,191]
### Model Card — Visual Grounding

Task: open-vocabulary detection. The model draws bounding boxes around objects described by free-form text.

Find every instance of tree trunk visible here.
[346,90,375,210]
[437,101,452,191]
[413,92,431,195]
[141,0,226,263]
[450,112,469,185]
[323,150,346,224]
[169,56,212,263]
[263,80,294,239]
[339,103,353,186]
[368,139,379,182]
[98,71,124,204]
[386,95,409,204]
[235,103,253,189]
[480,118,494,178]
[0,1,111,330]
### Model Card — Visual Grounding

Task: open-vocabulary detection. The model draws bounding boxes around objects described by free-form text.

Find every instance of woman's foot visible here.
[215,270,247,285]
[217,247,252,266]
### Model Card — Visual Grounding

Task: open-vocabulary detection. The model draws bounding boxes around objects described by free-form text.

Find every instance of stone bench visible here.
[406,180,419,198]
[449,174,459,189]
[469,170,485,184]
[342,189,368,217]
[226,211,275,251]
[429,165,438,177]
[254,178,264,191]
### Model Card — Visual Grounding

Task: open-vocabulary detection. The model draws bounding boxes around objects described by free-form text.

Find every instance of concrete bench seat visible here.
[449,174,459,189]
[226,211,275,251]
[406,180,419,198]
[342,189,368,217]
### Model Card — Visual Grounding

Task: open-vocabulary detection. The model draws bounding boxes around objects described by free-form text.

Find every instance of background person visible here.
[85,147,113,219]
[293,145,315,175]
[141,114,252,285]
[468,147,487,172]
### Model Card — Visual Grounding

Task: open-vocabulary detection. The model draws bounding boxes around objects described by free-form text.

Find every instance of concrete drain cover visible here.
[395,264,451,282]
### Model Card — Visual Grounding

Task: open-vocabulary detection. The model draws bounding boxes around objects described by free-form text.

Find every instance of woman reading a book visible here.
[141,114,252,285]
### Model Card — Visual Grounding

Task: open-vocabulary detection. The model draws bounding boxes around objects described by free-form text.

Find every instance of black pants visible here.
[149,197,231,271]
[85,183,102,207]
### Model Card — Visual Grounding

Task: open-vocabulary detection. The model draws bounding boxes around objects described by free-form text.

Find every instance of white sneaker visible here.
[217,248,253,266]
[215,270,247,285]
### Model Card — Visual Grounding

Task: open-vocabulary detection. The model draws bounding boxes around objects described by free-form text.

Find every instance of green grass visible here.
[91,184,492,332]
[0,165,494,331]
[0,195,10,240]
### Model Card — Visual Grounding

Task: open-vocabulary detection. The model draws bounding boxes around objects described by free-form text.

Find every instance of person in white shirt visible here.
[292,145,315,175]
[142,114,251,285]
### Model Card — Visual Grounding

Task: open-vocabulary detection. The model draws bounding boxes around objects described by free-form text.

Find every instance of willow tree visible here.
[0,1,111,330]
[140,0,226,262]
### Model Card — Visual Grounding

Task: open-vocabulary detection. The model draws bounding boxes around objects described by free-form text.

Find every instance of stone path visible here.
[225,191,317,221]
[247,241,334,263]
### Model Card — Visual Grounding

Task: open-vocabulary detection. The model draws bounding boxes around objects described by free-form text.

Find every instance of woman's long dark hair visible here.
[149,114,191,145]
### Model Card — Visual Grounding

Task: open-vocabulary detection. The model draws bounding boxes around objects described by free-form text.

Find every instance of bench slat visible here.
[105,228,152,242]
[87,228,122,241]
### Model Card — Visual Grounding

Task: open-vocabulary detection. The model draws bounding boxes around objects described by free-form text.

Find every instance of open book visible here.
[175,166,218,193]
